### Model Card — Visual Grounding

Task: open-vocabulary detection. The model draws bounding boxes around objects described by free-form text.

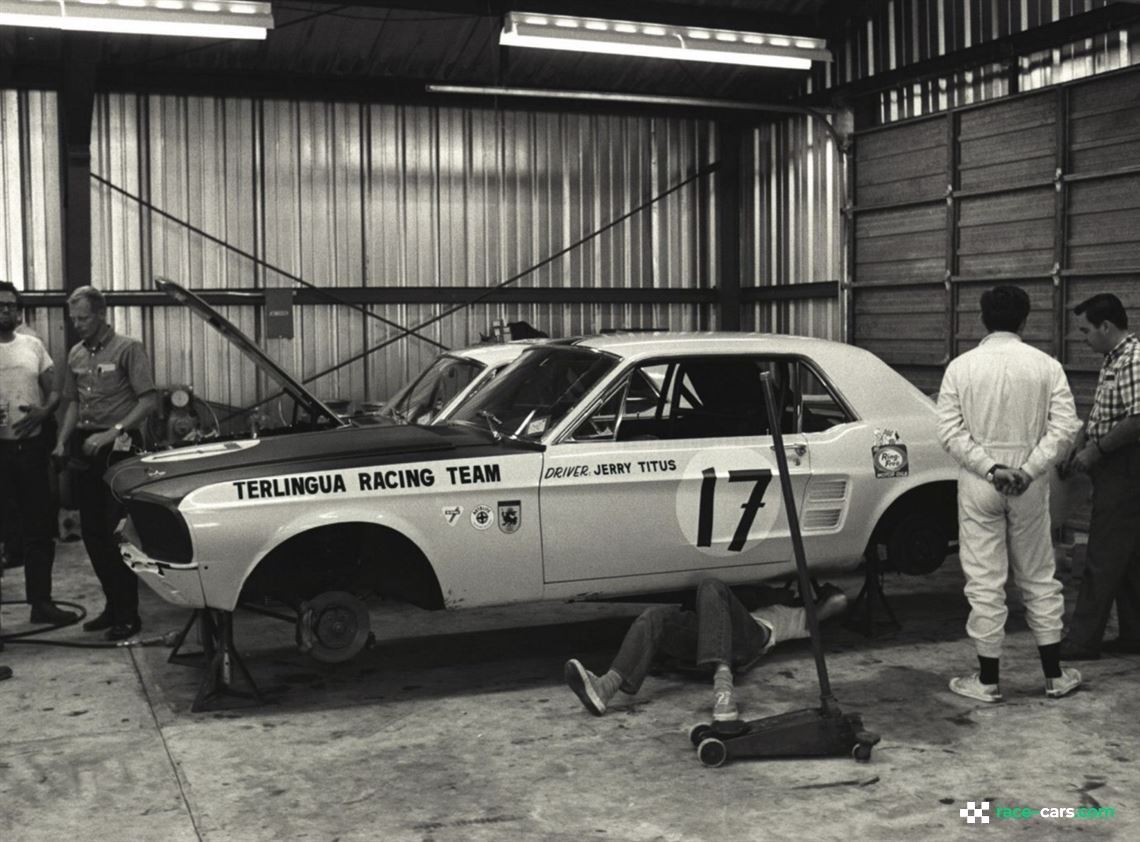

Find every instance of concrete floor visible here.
[1,538,1137,842]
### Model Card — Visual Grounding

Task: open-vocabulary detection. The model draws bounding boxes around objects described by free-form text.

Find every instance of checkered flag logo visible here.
[960,801,990,824]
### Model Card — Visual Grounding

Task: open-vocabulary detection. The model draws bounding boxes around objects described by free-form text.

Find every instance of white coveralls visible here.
[936,332,1081,658]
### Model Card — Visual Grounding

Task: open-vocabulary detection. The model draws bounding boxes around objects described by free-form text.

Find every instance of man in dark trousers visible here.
[0,281,77,625]
[564,577,847,722]
[1060,293,1140,660]
[52,286,158,641]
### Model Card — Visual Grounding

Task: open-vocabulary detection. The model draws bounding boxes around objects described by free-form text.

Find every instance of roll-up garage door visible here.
[851,66,1140,414]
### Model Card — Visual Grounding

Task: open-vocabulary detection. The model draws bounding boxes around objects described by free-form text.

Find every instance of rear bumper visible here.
[120,539,207,608]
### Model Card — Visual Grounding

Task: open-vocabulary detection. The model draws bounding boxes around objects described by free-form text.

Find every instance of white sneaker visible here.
[1045,667,1082,699]
[815,586,849,623]
[712,687,739,722]
[564,659,607,716]
[949,673,1003,703]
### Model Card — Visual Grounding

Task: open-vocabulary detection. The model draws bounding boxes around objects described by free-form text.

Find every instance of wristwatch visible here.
[985,465,999,483]
[113,422,125,434]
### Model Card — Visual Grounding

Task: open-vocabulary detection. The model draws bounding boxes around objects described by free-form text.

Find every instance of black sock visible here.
[1039,643,1061,679]
[978,656,1000,685]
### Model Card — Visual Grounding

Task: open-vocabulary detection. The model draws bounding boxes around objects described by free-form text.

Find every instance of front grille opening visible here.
[126,501,192,564]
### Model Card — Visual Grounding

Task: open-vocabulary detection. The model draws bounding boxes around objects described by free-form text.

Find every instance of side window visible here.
[568,365,669,442]
[665,359,772,439]
[570,357,799,442]
[797,363,853,432]
[569,384,625,441]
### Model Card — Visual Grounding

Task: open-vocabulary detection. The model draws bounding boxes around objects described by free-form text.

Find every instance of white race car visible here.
[109,291,960,660]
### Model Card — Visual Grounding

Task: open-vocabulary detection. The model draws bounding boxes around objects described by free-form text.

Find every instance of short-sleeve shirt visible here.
[0,333,53,440]
[63,324,156,430]
[1087,333,1140,443]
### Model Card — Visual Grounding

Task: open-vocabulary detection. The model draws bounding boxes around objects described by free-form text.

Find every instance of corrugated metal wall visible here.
[0,89,66,365]
[85,95,715,405]
[744,115,845,341]
[851,63,1140,408]
[3,87,846,413]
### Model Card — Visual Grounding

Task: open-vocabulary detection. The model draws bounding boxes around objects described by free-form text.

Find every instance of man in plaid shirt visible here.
[1060,293,1140,660]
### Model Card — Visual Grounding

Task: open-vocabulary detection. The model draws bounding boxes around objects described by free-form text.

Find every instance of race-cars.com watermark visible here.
[959,800,1116,824]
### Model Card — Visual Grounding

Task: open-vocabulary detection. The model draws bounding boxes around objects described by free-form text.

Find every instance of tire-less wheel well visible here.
[871,482,958,575]
[239,523,444,610]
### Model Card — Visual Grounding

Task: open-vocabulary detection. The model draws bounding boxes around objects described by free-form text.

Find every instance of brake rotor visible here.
[297,591,371,664]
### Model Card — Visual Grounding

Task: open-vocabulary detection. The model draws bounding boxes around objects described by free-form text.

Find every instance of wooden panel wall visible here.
[852,65,1140,407]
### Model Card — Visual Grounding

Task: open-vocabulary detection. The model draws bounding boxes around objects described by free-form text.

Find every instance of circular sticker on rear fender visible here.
[674,448,782,557]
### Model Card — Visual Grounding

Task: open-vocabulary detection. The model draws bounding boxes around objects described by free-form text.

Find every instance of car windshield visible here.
[383,354,485,424]
[450,346,617,440]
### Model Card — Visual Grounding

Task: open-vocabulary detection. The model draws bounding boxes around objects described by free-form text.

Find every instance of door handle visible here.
[770,443,807,457]
[769,443,806,465]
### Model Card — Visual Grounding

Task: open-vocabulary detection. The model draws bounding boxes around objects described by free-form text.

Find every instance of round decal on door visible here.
[471,504,495,530]
[674,447,782,557]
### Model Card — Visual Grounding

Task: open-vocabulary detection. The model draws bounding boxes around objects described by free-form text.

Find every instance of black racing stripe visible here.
[113,435,540,501]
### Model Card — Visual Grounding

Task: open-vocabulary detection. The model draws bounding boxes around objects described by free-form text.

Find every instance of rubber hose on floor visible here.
[0,599,178,649]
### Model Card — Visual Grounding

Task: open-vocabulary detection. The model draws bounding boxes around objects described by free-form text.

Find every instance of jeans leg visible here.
[610,606,697,694]
[694,578,766,669]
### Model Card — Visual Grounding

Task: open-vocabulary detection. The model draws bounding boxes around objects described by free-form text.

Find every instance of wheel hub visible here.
[297,591,372,664]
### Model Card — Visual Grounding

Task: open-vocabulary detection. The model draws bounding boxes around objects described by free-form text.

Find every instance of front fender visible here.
[186,500,440,612]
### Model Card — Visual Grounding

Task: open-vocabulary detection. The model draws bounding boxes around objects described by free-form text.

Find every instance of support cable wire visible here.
[277,159,723,400]
[94,161,718,423]
[209,159,720,423]
[89,172,450,352]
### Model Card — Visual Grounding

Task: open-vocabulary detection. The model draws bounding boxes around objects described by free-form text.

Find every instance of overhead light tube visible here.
[499,11,830,70]
[0,0,273,39]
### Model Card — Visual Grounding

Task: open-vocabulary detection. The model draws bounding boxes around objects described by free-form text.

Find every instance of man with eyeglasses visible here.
[0,281,78,627]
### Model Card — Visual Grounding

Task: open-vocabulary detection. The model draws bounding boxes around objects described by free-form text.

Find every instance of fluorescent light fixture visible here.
[500,11,830,70]
[0,0,273,38]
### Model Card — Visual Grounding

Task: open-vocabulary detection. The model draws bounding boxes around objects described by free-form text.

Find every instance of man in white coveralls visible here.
[936,284,1082,703]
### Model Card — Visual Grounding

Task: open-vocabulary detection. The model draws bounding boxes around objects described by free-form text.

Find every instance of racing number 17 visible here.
[697,468,774,552]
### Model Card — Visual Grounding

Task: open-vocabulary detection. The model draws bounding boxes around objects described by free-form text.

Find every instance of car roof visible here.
[452,339,550,365]
[570,331,851,358]
[553,332,935,420]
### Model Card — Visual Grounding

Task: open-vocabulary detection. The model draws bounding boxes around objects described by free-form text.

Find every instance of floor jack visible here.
[687,373,881,768]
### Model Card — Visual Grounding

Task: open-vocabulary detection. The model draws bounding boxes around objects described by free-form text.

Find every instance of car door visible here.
[539,355,812,589]
[787,359,863,564]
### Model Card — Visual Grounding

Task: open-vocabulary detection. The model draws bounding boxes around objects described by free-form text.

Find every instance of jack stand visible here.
[168,609,265,712]
[844,545,901,638]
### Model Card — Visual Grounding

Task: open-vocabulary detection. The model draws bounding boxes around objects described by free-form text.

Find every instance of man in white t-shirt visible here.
[0,281,77,625]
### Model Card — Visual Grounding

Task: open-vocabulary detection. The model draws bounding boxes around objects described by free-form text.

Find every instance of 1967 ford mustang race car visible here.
[108,287,960,660]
